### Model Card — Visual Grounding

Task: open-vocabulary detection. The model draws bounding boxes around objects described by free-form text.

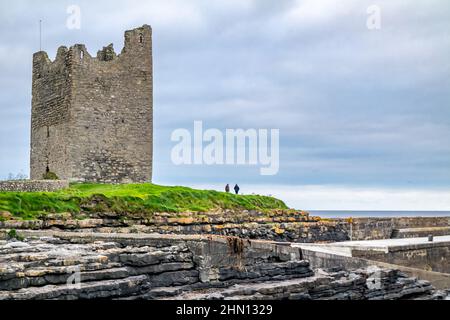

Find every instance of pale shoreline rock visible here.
[0,233,445,300]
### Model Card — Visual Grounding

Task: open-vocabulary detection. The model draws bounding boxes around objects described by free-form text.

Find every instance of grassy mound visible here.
[0,183,288,220]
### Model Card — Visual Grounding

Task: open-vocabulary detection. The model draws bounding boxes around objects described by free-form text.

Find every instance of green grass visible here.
[0,183,288,220]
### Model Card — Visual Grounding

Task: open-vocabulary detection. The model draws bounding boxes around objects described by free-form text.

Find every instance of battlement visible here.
[33,25,151,68]
[30,25,153,183]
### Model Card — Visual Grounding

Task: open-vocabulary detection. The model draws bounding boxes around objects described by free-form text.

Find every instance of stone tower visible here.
[30,25,153,183]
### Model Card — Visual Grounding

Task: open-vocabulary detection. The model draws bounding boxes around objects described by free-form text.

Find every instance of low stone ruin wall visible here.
[0,180,69,192]
[0,231,445,300]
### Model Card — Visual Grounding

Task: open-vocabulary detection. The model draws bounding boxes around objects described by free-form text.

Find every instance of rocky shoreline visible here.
[0,231,447,300]
[2,210,449,243]
[0,209,349,243]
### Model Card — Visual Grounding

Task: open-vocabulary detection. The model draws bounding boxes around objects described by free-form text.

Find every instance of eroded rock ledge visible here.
[3,211,449,243]
[0,231,445,300]
[0,210,348,243]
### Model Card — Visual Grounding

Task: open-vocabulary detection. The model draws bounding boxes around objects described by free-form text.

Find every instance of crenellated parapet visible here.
[32,24,152,78]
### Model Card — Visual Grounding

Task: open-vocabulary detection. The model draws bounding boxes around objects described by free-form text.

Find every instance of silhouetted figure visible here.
[234,184,240,195]
[225,184,230,193]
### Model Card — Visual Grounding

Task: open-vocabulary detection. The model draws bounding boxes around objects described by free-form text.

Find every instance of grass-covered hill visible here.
[0,183,288,220]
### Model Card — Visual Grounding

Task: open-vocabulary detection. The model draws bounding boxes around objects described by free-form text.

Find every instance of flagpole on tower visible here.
[39,19,42,51]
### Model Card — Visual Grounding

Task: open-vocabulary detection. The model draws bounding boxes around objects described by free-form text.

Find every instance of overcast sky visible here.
[0,0,449,210]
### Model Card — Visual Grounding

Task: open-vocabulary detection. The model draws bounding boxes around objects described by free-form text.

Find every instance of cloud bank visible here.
[0,0,449,209]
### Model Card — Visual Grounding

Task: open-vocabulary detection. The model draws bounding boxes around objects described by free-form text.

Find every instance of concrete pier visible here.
[293,236,450,289]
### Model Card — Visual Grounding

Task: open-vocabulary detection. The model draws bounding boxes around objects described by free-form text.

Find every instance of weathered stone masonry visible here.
[0,180,69,192]
[30,25,153,183]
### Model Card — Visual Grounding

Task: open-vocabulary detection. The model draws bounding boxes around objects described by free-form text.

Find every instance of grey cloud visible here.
[0,0,449,190]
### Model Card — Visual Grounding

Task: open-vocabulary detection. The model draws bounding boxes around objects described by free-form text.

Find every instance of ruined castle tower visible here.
[30,25,153,183]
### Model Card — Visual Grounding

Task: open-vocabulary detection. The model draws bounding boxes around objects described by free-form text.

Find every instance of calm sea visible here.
[308,211,450,218]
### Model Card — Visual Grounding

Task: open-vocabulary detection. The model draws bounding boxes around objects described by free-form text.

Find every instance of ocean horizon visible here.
[308,210,450,218]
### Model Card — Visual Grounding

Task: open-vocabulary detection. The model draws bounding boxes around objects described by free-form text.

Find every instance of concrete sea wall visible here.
[352,241,450,274]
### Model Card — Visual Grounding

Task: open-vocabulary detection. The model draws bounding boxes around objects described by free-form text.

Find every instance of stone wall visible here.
[352,242,450,274]
[0,180,69,192]
[30,25,153,183]
[335,217,450,241]
[31,46,74,180]
[395,227,450,238]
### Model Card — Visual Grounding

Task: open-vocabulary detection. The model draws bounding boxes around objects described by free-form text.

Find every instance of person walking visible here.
[225,184,230,193]
[234,184,240,195]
